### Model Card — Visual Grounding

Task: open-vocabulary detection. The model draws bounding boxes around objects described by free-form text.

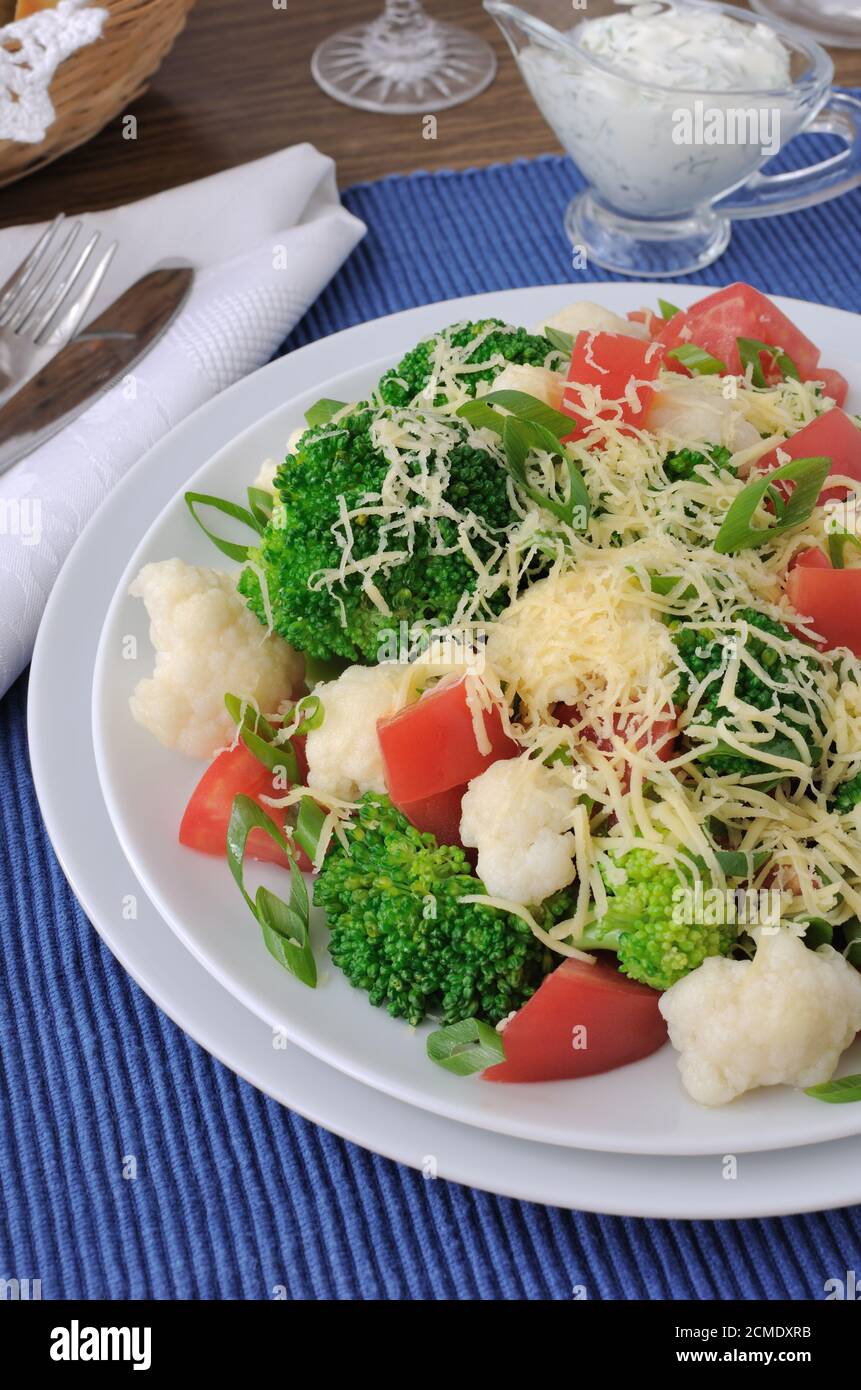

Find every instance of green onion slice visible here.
[736,337,800,389]
[294,694,324,734]
[426,1018,505,1076]
[476,389,576,439]
[666,344,727,376]
[844,918,861,968]
[185,491,263,563]
[711,848,771,877]
[797,916,834,951]
[544,326,575,355]
[295,796,327,865]
[226,795,316,988]
[827,529,861,569]
[658,298,681,321]
[224,693,299,783]
[501,415,590,530]
[714,455,831,554]
[456,399,507,433]
[247,486,274,529]
[304,397,348,428]
[805,1074,861,1104]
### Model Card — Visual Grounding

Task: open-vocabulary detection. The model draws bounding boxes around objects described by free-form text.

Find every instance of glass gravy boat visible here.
[485,0,861,276]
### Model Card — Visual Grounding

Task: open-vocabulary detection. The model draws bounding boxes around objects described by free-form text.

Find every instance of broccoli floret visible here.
[673,608,820,778]
[378,319,560,409]
[832,771,861,815]
[662,443,734,483]
[578,849,735,991]
[314,794,555,1026]
[238,407,521,663]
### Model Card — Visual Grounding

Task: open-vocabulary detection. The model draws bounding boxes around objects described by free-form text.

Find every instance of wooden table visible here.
[2,0,860,227]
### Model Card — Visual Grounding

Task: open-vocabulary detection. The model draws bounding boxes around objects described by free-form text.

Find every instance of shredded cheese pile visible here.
[305,325,861,951]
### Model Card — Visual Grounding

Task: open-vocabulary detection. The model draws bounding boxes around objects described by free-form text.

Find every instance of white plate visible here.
[91,284,861,1158]
[27,356,861,1220]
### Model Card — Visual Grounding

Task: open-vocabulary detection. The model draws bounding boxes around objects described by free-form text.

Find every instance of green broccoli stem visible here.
[571,926,623,956]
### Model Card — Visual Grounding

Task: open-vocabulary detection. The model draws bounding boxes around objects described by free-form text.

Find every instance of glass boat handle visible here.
[716,92,861,219]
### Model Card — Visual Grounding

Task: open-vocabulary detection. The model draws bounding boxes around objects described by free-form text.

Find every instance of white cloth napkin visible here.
[0,144,366,698]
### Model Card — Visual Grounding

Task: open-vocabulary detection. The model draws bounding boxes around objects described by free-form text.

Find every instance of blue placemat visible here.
[3,135,861,1300]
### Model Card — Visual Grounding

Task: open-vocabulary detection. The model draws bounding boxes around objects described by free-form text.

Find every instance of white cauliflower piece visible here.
[253,426,305,493]
[647,376,761,453]
[533,301,648,341]
[460,756,577,905]
[253,458,279,492]
[306,662,410,802]
[660,928,861,1106]
[484,362,565,410]
[129,559,302,759]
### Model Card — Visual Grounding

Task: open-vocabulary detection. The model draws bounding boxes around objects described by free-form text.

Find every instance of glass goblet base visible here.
[311,19,497,115]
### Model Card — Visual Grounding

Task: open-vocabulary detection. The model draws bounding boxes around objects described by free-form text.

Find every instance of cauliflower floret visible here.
[253,458,279,492]
[533,301,648,341]
[306,662,410,802]
[483,362,565,410]
[647,376,761,453]
[460,756,577,905]
[129,559,302,759]
[253,427,305,493]
[660,928,861,1106]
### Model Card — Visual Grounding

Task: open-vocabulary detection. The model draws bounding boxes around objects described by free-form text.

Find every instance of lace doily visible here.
[0,0,107,144]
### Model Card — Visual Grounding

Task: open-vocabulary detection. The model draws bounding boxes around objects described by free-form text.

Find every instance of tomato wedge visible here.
[786,558,861,658]
[792,546,831,571]
[815,367,849,408]
[627,307,662,338]
[561,331,664,440]
[377,677,517,805]
[657,282,821,380]
[393,782,468,846]
[483,957,668,1083]
[757,408,861,505]
[179,737,311,871]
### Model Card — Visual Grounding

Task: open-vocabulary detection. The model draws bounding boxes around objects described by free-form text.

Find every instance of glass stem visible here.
[381,0,432,33]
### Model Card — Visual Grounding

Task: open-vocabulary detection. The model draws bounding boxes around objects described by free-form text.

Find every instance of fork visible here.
[0,214,118,407]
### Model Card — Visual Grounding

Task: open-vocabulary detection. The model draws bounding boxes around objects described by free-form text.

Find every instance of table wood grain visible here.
[1,0,859,228]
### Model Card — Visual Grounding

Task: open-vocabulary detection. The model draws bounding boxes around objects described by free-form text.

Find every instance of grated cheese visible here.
[307,336,861,960]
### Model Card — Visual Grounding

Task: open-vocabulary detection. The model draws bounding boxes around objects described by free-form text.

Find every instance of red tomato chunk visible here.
[483,957,668,1083]
[657,282,821,380]
[377,677,518,805]
[786,556,861,659]
[757,408,861,505]
[179,737,311,871]
[562,331,664,440]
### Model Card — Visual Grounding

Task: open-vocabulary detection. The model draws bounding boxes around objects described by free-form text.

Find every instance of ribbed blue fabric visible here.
[3,137,861,1300]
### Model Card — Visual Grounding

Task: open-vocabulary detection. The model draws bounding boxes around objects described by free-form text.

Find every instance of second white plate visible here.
[91,284,861,1158]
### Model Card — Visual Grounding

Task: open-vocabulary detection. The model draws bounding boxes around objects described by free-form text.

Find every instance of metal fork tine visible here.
[5,220,81,333]
[37,238,117,348]
[0,214,66,323]
[25,230,100,340]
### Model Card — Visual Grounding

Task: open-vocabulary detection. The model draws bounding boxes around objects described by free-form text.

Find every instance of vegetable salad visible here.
[130,283,861,1107]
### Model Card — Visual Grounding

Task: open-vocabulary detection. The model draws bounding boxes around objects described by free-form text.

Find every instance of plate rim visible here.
[26,280,861,1217]
[90,282,861,1159]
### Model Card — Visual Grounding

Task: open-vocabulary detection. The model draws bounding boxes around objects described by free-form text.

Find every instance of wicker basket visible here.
[0,0,197,189]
